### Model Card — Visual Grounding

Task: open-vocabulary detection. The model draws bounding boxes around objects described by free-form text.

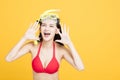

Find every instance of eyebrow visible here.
[50,24,55,25]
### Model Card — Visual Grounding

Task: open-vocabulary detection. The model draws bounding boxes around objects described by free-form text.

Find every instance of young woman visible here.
[6,10,84,80]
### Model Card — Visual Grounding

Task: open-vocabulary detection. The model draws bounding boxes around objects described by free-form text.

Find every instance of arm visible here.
[6,37,33,62]
[6,21,39,62]
[63,41,84,71]
[56,24,84,71]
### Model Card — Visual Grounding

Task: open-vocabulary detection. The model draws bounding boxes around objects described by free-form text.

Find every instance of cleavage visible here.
[39,49,53,69]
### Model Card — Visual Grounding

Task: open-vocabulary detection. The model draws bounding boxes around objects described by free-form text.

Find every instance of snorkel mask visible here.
[34,9,60,45]
[39,9,60,23]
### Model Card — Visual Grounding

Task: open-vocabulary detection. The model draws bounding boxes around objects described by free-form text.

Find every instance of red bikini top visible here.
[32,42,59,74]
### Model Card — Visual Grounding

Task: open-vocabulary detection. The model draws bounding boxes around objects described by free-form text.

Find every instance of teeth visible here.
[44,33,50,35]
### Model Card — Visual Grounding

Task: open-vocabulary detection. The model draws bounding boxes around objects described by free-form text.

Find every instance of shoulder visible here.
[23,41,40,50]
[24,41,41,56]
[55,42,69,55]
[23,42,34,48]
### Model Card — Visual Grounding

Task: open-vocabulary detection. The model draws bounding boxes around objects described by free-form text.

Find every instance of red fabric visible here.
[32,42,59,74]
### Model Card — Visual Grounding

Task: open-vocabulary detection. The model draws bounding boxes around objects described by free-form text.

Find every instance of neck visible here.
[42,40,54,48]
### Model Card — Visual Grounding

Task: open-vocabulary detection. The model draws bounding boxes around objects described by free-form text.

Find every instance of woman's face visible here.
[40,19,57,41]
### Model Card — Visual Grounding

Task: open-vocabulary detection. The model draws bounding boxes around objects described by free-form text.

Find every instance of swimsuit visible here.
[32,42,59,74]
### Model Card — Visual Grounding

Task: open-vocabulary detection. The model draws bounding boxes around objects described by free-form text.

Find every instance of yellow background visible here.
[0,0,120,80]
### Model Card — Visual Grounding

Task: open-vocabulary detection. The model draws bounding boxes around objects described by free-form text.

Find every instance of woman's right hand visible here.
[24,21,40,40]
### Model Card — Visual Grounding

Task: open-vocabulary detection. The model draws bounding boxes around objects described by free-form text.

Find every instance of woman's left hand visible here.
[55,24,71,45]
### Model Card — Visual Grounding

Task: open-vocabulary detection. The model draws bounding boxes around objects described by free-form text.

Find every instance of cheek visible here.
[51,28,57,33]
[40,27,45,32]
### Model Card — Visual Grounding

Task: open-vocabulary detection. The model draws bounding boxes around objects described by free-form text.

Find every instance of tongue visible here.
[44,33,50,35]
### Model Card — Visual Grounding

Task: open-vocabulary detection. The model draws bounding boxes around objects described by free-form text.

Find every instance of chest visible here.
[31,46,62,64]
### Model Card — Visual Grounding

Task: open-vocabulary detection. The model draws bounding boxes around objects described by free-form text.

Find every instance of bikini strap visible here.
[37,42,42,56]
[53,42,55,57]
[37,42,55,57]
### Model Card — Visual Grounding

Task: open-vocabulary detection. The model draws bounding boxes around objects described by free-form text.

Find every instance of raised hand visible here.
[24,21,40,40]
[55,24,71,45]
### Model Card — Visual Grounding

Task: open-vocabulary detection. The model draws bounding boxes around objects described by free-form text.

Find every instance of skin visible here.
[6,19,84,80]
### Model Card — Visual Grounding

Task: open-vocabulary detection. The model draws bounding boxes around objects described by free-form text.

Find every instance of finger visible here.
[34,21,39,30]
[62,24,65,35]
[35,25,40,32]
[66,27,70,39]
[60,23,63,31]
[64,24,67,35]
[55,40,62,43]
[57,29,62,36]
[31,22,36,29]
[27,23,33,31]
[61,25,64,34]
[29,23,33,29]
[32,22,38,29]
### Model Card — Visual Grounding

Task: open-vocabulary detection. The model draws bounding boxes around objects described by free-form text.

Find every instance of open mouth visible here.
[44,32,51,37]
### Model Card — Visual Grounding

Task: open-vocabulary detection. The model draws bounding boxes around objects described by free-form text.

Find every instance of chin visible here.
[42,37,53,42]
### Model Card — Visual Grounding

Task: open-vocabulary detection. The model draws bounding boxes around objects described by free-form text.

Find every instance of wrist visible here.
[66,40,73,47]
[21,36,27,41]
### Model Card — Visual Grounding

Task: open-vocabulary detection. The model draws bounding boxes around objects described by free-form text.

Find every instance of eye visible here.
[50,25,54,27]
[41,24,46,27]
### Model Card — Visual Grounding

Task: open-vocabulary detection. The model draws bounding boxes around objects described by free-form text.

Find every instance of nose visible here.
[44,26,49,31]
